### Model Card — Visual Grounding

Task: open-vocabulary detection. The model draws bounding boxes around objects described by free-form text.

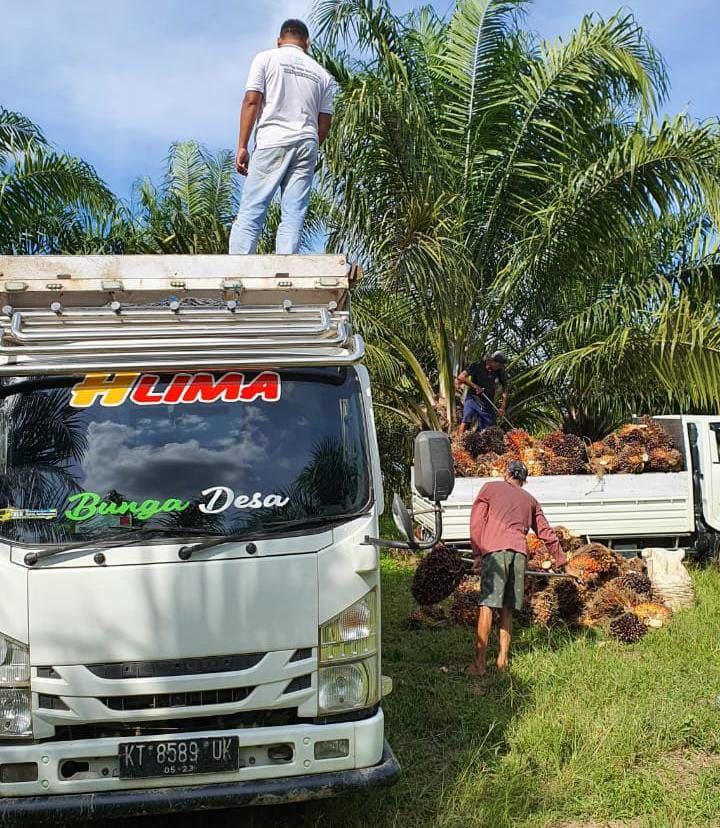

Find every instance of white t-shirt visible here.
[245,45,336,150]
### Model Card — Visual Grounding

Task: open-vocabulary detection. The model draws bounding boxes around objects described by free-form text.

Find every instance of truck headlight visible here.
[0,689,32,737]
[320,590,377,663]
[318,591,380,715]
[0,634,30,686]
[318,657,378,714]
[0,634,32,739]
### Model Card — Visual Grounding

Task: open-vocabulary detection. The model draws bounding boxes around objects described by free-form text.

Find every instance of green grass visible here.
[90,558,720,828]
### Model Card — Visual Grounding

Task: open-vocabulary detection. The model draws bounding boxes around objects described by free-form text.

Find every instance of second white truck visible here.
[414,416,720,560]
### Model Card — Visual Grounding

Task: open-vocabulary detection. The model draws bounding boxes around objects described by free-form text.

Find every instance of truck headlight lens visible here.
[318,656,378,714]
[320,590,377,663]
[0,634,32,739]
[0,689,32,737]
[0,634,30,687]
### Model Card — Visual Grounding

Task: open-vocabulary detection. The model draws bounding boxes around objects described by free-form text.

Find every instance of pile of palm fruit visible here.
[451,416,684,478]
[408,529,674,643]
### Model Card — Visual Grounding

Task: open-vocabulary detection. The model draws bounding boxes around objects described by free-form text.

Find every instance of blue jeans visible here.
[229,139,318,255]
[462,397,496,428]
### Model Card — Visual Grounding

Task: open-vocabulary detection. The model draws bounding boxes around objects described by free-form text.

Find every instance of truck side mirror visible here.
[413,431,455,502]
[363,431,453,552]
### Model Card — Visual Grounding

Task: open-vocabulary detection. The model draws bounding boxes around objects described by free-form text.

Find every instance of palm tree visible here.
[124,140,329,254]
[313,1,720,437]
[0,386,89,542]
[0,107,115,254]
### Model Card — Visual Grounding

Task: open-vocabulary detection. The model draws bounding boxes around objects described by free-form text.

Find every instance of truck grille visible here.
[99,686,254,712]
[86,652,265,679]
[44,708,302,742]
[33,648,317,737]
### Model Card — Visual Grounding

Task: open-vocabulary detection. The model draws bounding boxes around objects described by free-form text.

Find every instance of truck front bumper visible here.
[0,711,399,824]
[0,743,399,824]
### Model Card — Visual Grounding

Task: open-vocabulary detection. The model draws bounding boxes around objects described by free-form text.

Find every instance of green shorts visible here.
[478,550,527,610]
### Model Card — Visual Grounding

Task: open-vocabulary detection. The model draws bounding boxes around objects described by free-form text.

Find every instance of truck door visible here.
[700,420,720,532]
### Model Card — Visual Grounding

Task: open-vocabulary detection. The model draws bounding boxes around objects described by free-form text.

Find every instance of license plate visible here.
[118,736,240,779]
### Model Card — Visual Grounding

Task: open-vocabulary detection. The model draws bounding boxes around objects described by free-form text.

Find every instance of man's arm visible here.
[457,370,482,395]
[531,504,566,568]
[318,113,332,146]
[470,487,490,558]
[235,91,263,176]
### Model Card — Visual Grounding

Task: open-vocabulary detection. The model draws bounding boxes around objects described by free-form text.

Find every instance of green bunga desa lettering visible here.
[64,492,190,522]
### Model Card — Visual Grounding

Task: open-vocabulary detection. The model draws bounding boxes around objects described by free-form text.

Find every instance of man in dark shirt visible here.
[456,352,509,434]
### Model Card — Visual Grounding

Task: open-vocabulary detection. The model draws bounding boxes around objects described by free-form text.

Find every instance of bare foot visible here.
[466,662,487,677]
[496,659,508,672]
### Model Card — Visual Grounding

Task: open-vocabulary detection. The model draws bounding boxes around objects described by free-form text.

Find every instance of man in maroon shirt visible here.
[467,460,565,676]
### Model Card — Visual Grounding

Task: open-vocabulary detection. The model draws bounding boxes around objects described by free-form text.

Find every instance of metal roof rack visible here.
[0,255,364,375]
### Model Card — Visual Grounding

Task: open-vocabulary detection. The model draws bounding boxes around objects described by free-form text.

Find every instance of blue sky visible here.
[2,0,718,200]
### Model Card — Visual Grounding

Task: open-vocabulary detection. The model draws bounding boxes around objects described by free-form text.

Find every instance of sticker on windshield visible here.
[65,492,190,522]
[198,487,290,514]
[69,371,282,408]
[0,507,57,523]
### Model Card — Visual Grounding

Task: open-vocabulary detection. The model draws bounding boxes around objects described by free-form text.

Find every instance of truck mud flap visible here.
[0,743,400,825]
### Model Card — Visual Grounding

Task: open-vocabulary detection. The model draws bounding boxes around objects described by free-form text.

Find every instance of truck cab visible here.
[0,255,398,821]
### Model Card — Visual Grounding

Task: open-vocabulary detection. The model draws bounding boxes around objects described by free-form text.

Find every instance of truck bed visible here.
[412,471,693,543]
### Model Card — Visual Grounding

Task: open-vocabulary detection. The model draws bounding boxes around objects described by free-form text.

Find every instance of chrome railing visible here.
[0,301,363,375]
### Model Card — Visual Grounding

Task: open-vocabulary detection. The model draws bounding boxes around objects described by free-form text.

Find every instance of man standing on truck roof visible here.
[467,460,565,676]
[229,19,336,255]
[456,352,509,434]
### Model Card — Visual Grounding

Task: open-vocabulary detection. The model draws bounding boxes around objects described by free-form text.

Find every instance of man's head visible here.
[485,351,508,372]
[278,19,311,51]
[505,460,528,487]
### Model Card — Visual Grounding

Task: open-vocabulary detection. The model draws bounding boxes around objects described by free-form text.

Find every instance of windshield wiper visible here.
[178,514,364,560]
[22,527,216,567]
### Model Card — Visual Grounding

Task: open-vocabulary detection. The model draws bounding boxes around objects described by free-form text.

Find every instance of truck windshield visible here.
[0,367,371,545]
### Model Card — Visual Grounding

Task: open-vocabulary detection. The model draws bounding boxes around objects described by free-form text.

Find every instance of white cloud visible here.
[1,0,717,197]
[0,0,310,193]
[79,419,268,499]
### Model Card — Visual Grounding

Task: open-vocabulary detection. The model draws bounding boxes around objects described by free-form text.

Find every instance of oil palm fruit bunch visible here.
[451,443,478,477]
[475,454,498,477]
[490,452,516,477]
[565,552,604,583]
[552,578,583,622]
[584,577,639,621]
[461,430,487,459]
[542,432,587,472]
[617,444,649,474]
[606,423,646,451]
[621,571,653,596]
[544,454,582,476]
[645,447,672,472]
[411,544,466,606]
[505,429,534,456]
[585,544,625,581]
[554,526,584,554]
[609,612,648,643]
[530,586,560,626]
[450,577,482,627]
[625,556,646,574]
[632,602,671,627]
[527,534,553,571]
[520,446,545,476]
[637,416,675,451]
[586,440,619,476]
[407,604,449,629]
[645,445,683,472]
[463,426,506,457]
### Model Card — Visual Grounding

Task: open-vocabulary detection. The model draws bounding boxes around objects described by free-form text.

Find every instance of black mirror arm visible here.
[363,502,443,551]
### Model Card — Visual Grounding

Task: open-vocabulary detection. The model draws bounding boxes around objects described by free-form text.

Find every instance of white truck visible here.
[413,416,720,560]
[0,254,431,822]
